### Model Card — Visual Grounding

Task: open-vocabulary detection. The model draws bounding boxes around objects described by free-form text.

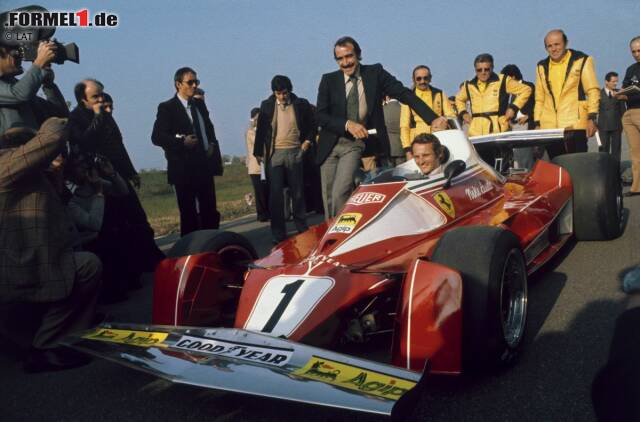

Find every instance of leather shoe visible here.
[23,347,91,373]
[624,191,640,197]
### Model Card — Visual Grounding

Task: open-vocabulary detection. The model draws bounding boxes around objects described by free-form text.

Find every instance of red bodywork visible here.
[153,156,573,375]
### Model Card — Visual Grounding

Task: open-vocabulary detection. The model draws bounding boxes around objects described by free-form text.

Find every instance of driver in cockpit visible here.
[412,133,447,176]
[394,133,447,178]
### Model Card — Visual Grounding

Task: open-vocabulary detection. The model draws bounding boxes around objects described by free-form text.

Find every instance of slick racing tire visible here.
[432,226,527,372]
[552,152,623,241]
[166,230,258,267]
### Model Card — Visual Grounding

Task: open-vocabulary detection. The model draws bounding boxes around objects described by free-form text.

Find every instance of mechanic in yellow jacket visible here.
[400,65,455,159]
[534,29,600,157]
[455,54,532,137]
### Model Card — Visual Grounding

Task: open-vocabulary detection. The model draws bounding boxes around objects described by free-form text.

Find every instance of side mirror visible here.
[443,160,466,188]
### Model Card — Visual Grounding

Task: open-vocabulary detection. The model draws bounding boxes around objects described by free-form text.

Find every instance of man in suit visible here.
[383,95,404,166]
[316,36,447,218]
[598,71,626,162]
[254,75,316,243]
[152,67,223,236]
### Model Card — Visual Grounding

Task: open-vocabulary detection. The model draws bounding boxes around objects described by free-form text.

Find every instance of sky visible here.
[1,0,639,170]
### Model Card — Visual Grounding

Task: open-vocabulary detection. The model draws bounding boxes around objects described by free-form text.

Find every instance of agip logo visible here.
[329,213,362,234]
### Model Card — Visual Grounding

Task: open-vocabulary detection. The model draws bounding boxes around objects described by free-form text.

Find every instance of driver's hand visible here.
[431,116,448,132]
[346,121,369,139]
[33,41,57,68]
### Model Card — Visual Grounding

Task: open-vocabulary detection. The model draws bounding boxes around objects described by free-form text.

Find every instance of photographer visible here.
[69,82,165,272]
[0,119,101,373]
[0,40,68,134]
[67,153,131,303]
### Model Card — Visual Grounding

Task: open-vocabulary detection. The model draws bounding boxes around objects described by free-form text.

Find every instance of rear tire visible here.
[431,226,527,372]
[552,152,623,240]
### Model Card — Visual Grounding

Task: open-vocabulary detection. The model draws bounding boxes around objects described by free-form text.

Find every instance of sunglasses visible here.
[475,67,492,73]
[181,79,200,86]
[415,76,431,82]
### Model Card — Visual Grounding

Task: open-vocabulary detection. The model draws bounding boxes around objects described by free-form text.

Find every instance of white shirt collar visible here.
[177,93,191,109]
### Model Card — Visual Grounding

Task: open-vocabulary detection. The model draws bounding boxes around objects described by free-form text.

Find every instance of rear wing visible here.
[470,129,587,150]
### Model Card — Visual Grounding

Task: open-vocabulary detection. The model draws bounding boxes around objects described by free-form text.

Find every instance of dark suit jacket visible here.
[598,88,626,131]
[253,93,316,166]
[151,95,223,185]
[69,106,138,179]
[315,63,438,165]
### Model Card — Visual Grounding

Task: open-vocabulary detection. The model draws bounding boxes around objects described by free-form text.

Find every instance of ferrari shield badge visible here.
[432,191,455,218]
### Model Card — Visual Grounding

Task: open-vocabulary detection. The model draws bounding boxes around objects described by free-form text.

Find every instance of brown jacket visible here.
[0,118,76,303]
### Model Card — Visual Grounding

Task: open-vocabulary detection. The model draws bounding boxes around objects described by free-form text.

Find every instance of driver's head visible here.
[411,133,445,175]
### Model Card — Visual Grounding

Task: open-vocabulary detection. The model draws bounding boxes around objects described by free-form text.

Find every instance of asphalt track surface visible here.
[1,148,638,422]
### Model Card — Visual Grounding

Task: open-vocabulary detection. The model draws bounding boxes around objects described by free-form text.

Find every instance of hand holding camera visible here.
[33,40,57,69]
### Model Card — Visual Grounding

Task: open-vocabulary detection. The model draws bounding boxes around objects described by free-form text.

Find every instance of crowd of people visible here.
[242,31,640,244]
[0,25,639,379]
[0,40,164,372]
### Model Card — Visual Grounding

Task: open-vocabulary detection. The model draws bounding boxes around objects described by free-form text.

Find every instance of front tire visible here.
[166,229,258,266]
[431,226,527,372]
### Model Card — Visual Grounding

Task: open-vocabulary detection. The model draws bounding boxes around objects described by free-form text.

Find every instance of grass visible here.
[138,163,254,236]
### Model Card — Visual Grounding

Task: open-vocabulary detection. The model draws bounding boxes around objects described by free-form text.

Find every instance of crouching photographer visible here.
[0,120,101,373]
[67,153,143,304]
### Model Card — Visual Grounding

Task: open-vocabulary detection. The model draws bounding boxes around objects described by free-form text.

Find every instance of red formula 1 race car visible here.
[67,128,623,418]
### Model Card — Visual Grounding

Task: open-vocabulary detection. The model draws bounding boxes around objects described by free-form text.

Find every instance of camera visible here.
[0,5,79,64]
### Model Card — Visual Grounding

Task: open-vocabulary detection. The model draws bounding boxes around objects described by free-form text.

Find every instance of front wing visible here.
[64,323,425,416]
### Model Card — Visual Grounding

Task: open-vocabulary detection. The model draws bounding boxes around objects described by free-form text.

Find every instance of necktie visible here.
[346,76,360,123]
[608,91,613,99]
[189,100,206,151]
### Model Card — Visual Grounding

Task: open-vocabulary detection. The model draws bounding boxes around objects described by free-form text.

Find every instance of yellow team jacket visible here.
[534,49,600,130]
[399,86,455,150]
[455,73,532,136]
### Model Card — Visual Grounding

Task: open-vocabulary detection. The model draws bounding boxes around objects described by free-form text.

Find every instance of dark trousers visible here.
[175,178,220,237]
[249,174,269,220]
[33,251,102,349]
[599,130,622,163]
[268,148,308,241]
[547,130,588,159]
[115,182,165,271]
